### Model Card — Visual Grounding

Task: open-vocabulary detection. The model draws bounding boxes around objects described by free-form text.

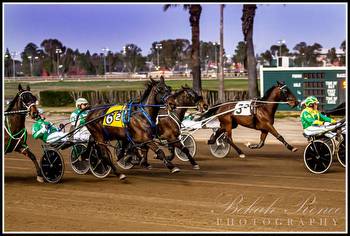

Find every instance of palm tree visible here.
[241,4,258,98]
[218,4,225,102]
[164,4,202,94]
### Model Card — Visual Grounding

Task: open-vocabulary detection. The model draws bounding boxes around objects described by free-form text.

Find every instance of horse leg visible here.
[21,148,44,183]
[146,142,180,173]
[248,130,268,149]
[225,129,246,158]
[139,147,152,169]
[171,141,200,170]
[208,128,225,145]
[264,124,298,152]
[99,144,126,180]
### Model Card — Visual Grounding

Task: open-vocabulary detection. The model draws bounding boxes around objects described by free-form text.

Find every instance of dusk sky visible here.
[3,3,347,58]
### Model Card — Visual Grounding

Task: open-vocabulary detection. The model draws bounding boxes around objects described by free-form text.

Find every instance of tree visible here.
[4,48,12,77]
[260,50,273,66]
[123,44,145,72]
[218,4,225,102]
[149,39,190,70]
[293,42,323,66]
[327,47,337,65]
[164,4,202,94]
[270,43,290,57]
[340,40,346,65]
[233,41,247,69]
[242,4,258,98]
[40,39,66,75]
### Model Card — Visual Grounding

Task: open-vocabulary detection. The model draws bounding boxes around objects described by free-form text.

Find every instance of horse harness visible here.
[4,90,36,153]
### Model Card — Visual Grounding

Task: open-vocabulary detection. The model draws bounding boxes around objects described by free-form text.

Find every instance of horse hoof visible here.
[146,165,153,170]
[119,174,127,180]
[239,154,246,158]
[36,176,44,183]
[292,147,298,152]
[193,164,200,170]
[171,167,180,173]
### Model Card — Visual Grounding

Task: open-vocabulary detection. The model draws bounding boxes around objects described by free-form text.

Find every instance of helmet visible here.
[75,98,89,108]
[304,96,319,107]
[37,108,45,115]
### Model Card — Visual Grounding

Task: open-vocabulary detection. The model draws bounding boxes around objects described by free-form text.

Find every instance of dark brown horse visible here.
[140,85,209,169]
[202,81,299,157]
[4,84,42,182]
[85,77,179,179]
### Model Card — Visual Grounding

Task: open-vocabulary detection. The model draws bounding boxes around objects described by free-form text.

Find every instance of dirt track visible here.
[4,136,346,232]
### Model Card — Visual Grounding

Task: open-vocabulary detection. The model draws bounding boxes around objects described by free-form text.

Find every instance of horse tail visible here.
[196,106,221,121]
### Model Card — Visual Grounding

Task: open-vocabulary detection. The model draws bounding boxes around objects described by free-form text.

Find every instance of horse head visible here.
[17,84,39,119]
[276,81,299,108]
[167,84,209,112]
[147,76,173,108]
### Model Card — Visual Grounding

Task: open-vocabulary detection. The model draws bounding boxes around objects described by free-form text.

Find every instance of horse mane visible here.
[172,87,185,98]
[139,80,157,103]
[5,93,19,112]
[260,85,277,101]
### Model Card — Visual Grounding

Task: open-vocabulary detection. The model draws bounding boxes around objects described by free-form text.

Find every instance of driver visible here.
[70,97,91,141]
[300,96,337,138]
[32,108,67,143]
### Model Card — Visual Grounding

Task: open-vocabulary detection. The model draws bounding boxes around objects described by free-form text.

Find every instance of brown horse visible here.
[202,81,299,157]
[140,85,209,169]
[4,84,42,182]
[85,77,179,179]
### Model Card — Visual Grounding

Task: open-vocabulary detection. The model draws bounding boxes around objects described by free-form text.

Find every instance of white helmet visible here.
[76,98,89,108]
[37,108,45,115]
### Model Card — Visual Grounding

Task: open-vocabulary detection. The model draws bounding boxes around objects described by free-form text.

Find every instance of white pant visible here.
[73,126,91,142]
[46,132,68,143]
[304,123,338,138]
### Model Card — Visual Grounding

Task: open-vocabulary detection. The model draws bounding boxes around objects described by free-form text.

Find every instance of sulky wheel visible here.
[209,132,230,158]
[336,134,346,168]
[70,143,90,175]
[175,132,197,162]
[40,148,65,183]
[304,140,333,174]
[89,144,112,178]
[114,140,136,170]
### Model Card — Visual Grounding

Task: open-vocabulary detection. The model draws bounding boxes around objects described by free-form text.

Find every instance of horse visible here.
[138,85,209,170]
[85,77,179,179]
[201,81,299,157]
[4,84,43,182]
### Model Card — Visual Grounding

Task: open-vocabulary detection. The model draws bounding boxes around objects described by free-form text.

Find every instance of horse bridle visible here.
[18,90,37,113]
[279,84,290,101]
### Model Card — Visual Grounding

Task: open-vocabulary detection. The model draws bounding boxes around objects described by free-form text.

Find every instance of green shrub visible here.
[40,90,74,107]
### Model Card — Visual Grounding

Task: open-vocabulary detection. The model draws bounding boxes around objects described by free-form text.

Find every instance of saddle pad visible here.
[233,101,252,116]
[103,105,126,127]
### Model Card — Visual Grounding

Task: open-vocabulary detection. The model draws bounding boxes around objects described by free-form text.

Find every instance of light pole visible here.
[11,51,18,79]
[28,56,33,76]
[102,47,109,77]
[155,43,162,70]
[277,39,285,57]
[34,56,39,76]
[55,48,62,77]
[213,42,219,77]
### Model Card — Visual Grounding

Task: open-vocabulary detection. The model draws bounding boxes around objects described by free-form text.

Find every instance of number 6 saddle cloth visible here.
[103,105,126,127]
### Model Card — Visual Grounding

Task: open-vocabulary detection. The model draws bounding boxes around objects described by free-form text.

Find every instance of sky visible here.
[3,3,347,58]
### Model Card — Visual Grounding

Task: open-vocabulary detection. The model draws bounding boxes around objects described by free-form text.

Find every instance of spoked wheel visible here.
[70,143,90,174]
[40,148,64,183]
[89,144,112,178]
[336,134,346,168]
[114,140,136,170]
[175,132,197,162]
[304,140,332,174]
[209,133,230,158]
